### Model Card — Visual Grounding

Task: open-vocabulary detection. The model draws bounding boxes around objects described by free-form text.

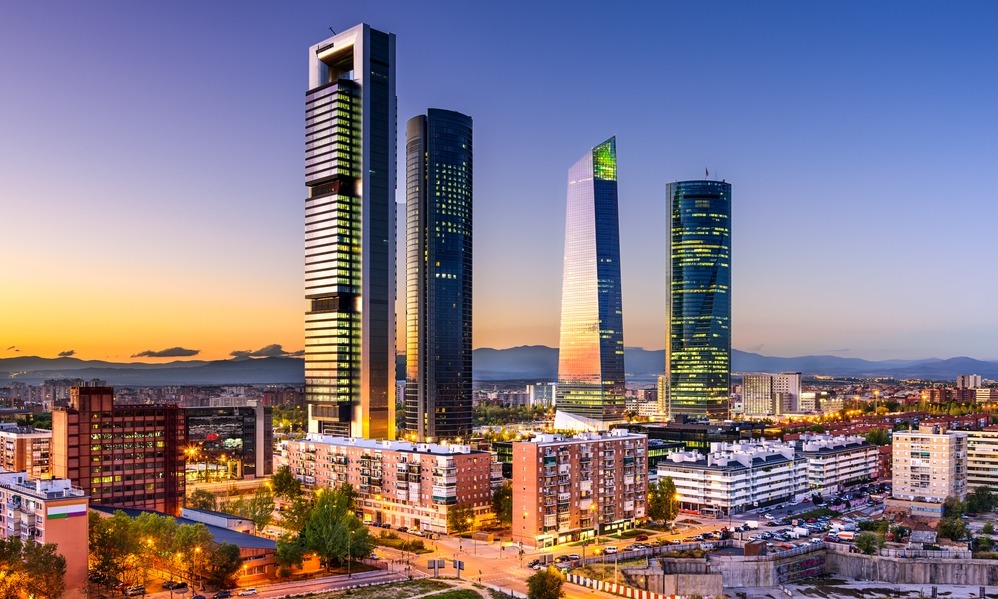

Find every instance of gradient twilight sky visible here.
[2,1,997,363]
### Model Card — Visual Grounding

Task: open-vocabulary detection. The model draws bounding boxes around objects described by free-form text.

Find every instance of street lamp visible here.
[467,517,476,555]
[347,530,354,578]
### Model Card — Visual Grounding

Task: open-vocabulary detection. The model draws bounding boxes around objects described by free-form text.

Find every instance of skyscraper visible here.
[404,109,473,442]
[555,137,625,431]
[305,24,396,439]
[665,179,731,420]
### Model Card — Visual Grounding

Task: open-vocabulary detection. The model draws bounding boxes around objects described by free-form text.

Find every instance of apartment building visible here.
[656,440,807,516]
[511,429,647,548]
[282,434,493,533]
[967,427,998,491]
[52,385,187,515]
[796,433,879,495]
[0,471,88,590]
[0,423,52,479]
[889,423,968,517]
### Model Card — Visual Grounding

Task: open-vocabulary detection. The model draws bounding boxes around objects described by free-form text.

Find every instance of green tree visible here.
[187,488,218,511]
[175,523,215,585]
[937,517,969,541]
[448,504,475,534]
[942,496,965,518]
[983,522,995,536]
[854,532,883,555]
[864,428,890,446]
[204,543,243,588]
[303,486,372,568]
[492,481,513,526]
[245,486,276,531]
[271,465,303,500]
[526,568,565,599]
[280,495,313,533]
[0,537,26,599]
[275,534,306,578]
[22,540,66,599]
[648,477,679,522]
[966,486,997,513]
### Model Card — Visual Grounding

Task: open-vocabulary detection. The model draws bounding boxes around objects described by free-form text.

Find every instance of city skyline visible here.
[2,2,997,362]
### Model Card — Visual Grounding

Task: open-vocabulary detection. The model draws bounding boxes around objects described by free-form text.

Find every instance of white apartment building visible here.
[796,433,879,495]
[967,427,998,492]
[889,424,968,517]
[741,373,801,416]
[656,440,807,516]
[957,374,983,390]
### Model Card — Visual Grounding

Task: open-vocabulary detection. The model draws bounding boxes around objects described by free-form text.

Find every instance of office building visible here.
[511,429,647,548]
[888,423,968,517]
[742,372,801,416]
[655,440,807,516]
[629,420,770,455]
[967,427,998,492]
[555,137,625,430]
[0,423,52,479]
[957,374,983,390]
[184,404,273,480]
[665,180,732,420]
[527,383,557,408]
[281,434,492,534]
[52,385,187,515]
[796,433,879,495]
[404,109,473,442]
[0,471,88,590]
[305,23,397,439]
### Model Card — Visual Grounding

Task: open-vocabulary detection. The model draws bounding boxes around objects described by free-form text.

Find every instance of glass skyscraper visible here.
[555,137,625,430]
[404,109,473,442]
[304,24,396,439]
[665,180,731,420]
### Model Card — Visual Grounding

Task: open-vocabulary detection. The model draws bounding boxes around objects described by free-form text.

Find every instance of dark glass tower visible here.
[404,109,473,442]
[555,137,625,430]
[304,24,396,439]
[666,180,731,420]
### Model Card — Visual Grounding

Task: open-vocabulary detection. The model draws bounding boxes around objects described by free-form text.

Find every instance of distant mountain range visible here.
[2,347,995,386]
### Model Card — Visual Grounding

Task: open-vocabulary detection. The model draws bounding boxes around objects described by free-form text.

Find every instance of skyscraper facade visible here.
[404,109,473,442]
[304,24,397,439]
[666,180,731,420]
[555,137,625,430]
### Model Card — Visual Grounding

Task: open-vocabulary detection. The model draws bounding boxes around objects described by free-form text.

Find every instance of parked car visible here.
[527,559,541,568]
[126,586,145,596]
[635,534,649,541]
[191,595,206,599]
[163,582,180,590]
[397,526,409,533]
[553,555,568,563]
[212,591,232,599]
[603,546,618,554]
[238,590,257,597]
[566,553,581,561]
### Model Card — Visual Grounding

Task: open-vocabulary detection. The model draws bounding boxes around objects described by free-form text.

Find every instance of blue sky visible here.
[1,1,996,361]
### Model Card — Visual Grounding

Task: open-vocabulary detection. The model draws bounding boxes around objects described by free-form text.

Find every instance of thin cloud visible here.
[743,344,765,353]
[131,347,200,358]
[58,350,76,357]
[823,348,851,353]
[230,344,302,358]
[6,346,15,350]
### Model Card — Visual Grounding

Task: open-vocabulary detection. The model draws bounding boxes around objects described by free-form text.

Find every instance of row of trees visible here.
[647,477,680,522]
[0,537,65,599]
[88,510,244,591]
[187,485,276,532]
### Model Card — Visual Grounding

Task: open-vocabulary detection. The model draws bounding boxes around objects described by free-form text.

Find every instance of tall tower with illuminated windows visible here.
[665,179,731,420]
[404,109,473,442]
[555,137,625,431]
[304,24,396,439]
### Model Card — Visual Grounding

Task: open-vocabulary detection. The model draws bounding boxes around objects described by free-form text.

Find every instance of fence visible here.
[565,573,719,599]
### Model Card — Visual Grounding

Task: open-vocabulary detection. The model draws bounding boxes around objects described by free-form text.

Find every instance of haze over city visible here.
[2,1,996,362]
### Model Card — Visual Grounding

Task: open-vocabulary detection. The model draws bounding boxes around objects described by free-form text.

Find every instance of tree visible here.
[0,537,26,599]
[187,488,218,511]
[864,428,890,446]
[854,532,883,555]
[245,486,276,531]
[303,486,372,568]
[275,534,306,578]
[271,465,302,500]
[942,496,965,519]
[492,481,513,526]
[648,477,679,522]
[204,543,243,588]
[22,540,66,599]
[448,504,475,534]
[966,486,997,513]
[983,522,995,536]
[526,568,565,599]
[937,517,970,541]
[280,495,313,533]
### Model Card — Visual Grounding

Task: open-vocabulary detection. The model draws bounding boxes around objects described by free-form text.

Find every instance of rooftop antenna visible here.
[329,27,337,35]
[705,168,709,179]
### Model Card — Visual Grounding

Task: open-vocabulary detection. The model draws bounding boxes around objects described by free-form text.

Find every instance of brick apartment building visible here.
[282,434,493,533]
[52,385,187,515]
[511,429,648,548]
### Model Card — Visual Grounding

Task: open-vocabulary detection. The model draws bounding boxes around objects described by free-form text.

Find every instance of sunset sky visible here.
[2,1,997,362]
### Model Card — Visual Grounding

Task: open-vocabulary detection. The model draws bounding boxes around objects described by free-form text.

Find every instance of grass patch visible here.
[605,529,654,540]
[302,579,454,599]
[375,531,434,554]
[795,508,841,520]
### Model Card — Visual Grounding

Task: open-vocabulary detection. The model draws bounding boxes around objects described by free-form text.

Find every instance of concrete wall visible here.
[825,551,998,586]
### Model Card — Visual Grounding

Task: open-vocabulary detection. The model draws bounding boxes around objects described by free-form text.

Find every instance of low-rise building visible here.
[282,434,493,534]
[511,429,647,548]
[656,440,807,516]
[796,433,879,495]
[0,471,88,590]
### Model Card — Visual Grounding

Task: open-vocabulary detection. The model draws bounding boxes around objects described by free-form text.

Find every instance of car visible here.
[163,582,180,590]
[603,546,618,554]
[527,559,541,567]
[369,552,380,560]
[553,555,568,563]
[397,526,409,533]
[802,498,810,503]
[764,513,774,520]
[623,544,638,551]
[566,553,581,560]
[532,563,544,570]
[238,590,257,597]
[127,586,145,596]
[635,534,649,541]
[191,595,206,599]
[212,591,232,599]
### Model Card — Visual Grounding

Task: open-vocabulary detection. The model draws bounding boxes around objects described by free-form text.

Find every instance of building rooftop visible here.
[300,433,488,456]
[0,471,86,500]
[91,506,277,550]
[182,507,253,521]
[520,429,646,445]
